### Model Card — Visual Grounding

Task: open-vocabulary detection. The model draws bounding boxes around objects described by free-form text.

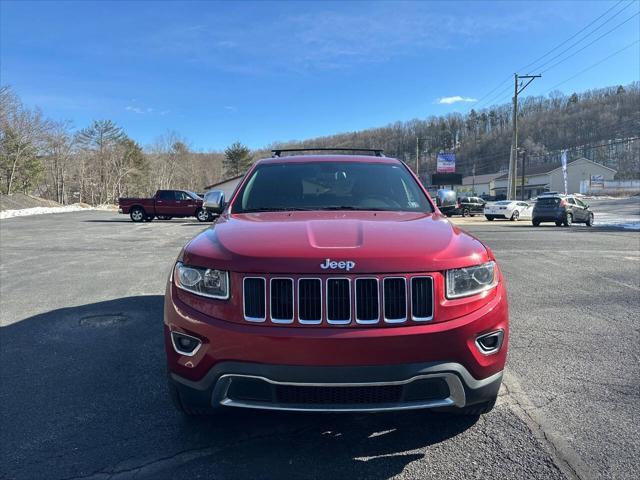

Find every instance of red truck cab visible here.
[118,190,210,222]
[165,149,508,415]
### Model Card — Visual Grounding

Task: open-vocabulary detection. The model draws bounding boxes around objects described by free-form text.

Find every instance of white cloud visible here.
[437,96,477,105]
[125,105,154,114]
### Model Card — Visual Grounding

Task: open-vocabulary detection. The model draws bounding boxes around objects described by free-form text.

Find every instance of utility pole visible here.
[416,137,420,176]
[507,73,541,199]
[520,148,527,201]
[472,163,476,195]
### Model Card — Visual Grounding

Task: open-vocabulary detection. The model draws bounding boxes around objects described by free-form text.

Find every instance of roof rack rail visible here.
[271,147,384,158]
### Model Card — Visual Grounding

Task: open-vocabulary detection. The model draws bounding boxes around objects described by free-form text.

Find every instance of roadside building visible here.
[492,157,616,199]
[459,172,505,197]
[203,174,244,199]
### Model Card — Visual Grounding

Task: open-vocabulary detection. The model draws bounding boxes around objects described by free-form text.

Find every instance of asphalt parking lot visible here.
[1,207,639,480]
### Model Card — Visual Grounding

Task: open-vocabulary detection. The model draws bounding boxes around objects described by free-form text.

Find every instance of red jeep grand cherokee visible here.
[165,149,508,415]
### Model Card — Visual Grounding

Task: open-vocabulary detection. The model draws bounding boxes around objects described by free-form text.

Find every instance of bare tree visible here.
[43,121,75,204]
[0,86,51,194]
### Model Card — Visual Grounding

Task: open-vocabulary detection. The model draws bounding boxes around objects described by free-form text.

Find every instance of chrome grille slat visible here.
[411,277,434,321]
[298,278,322,324]
[243,277,266,322]
[384,277,407,323]
[242,275,432,325]
[355,278,379,324]
[327,278,351,324]
[270,278,294,323]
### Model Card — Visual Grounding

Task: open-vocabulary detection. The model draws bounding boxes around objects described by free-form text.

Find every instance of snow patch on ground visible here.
[594,213,640,230]
[1,204,92,219]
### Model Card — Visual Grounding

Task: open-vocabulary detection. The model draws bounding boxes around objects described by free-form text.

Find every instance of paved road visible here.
[1,211,638,480]
[451,196,640,228]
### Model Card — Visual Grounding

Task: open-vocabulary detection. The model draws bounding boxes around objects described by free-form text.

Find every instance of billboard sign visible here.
[436,153,456,173]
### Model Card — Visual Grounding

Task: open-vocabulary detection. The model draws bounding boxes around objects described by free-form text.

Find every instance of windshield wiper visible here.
[318,206,390,211]
[239,207,313,213]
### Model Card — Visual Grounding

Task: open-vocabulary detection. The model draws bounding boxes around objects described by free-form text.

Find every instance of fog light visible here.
[170,331,202,356]
[475,330,504,355]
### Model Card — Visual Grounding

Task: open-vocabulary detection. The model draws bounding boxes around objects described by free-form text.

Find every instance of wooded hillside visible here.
[268,83,639,180]
[1,83,637,206]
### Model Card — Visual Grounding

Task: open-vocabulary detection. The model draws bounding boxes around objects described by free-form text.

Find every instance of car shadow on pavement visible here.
[83,218,138,223]
[0,296,478,480]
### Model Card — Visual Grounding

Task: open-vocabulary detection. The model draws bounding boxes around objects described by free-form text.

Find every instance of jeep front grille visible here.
[242,275,433,325]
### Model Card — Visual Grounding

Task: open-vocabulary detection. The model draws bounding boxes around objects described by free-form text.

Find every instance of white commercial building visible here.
[492,158,616,199]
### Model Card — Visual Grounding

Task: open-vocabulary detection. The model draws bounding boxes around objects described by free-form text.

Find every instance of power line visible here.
[489,15,639,108]
[527,1,636,74]
[519,0,627,73]
[539,11,640,74]
[469,76,512,110]
[471,1,636,110]
[546,39,640,92]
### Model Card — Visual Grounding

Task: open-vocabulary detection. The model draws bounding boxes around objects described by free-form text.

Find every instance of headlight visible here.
[174,262,229,299]
[446,261,497,299]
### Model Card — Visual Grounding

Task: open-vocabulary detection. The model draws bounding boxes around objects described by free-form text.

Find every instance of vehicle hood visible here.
[181,211,491,274]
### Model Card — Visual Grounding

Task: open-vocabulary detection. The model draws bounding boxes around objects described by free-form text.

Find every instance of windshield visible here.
[231,161,433,213]
[537,197,561,205]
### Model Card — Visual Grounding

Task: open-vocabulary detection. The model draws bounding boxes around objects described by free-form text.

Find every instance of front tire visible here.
[485,215,495,221]
[462,208,470,217]
[196,208,210,222]
[586,213,594,227]
[532,220,540,226]
[130,207,145,222]
[510,210,519,221]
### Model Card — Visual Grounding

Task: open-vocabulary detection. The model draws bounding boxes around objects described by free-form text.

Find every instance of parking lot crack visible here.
[503,371,592,480]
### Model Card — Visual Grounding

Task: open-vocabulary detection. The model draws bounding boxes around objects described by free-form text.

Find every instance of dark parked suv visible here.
[532,195,594,227]
[434,192,485,217]
[454,196,486,217]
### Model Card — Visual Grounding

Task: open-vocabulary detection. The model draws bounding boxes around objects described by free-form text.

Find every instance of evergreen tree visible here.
[223,141,252,177]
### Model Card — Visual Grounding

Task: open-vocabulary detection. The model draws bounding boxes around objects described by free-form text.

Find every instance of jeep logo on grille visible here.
[320,258,356,271]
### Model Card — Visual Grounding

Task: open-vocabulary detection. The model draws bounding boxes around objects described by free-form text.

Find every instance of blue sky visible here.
[2,0,638,151]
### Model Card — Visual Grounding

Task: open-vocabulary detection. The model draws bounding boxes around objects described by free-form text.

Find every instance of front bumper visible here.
[169,361,503,412]
[165,277,508,411]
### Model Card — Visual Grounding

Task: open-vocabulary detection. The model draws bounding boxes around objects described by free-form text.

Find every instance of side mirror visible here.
[203,190,225,214]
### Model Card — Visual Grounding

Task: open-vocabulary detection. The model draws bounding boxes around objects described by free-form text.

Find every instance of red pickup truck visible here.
[165,148,509,416]
[118,190,211,222]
